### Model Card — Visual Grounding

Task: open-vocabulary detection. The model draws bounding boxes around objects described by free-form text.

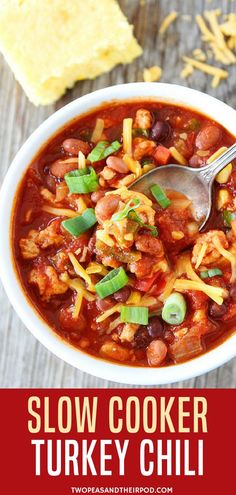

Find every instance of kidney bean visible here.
[147,316,164,338]
[91,190,107,203]
[195,125,222,150]
[96,297,114,312]
[189,154,206,168]
[146,339,168,366]
[113,286,131,303]
[135,234,164,256]
[50,159,77,178]
[45,174,57,192]
[209,301,227,318]
[106,156,129,173]
[95,195,120,223]
[150,121,171,142]
[62,138,91,156]
[229,283,236,300]
[100,341,130,361]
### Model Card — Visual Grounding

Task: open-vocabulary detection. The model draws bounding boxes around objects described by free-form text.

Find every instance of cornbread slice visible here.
[0,0,142,105]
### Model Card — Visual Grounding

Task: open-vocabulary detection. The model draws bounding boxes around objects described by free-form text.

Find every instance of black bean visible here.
[113,286,131,303]
[150,121,171,142]
[134,327,151,349]
[147,316,164,338]
[209,302,227,319]
[195,125,222,151]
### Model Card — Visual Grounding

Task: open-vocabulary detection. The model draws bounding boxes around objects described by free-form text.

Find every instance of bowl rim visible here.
[0,81,236,385]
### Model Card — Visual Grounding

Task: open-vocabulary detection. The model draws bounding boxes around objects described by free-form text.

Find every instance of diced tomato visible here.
[153,145,171,165]
[149,276,167,296]
[134,272,160,292]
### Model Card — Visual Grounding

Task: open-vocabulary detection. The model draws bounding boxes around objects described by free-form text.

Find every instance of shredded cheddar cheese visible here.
[127,291,142,305]
[182,56,228,87]
[175,253,229,304]
[212,236,236,282]
[75,197,88,214]
[73,292,83,318]
[86,262,108,276]
[91,118,104,143]
[154,260,169,273]
[96,230,115,247]
[143,65,162,82]
[107,316,122,333]
[159,11,178,34]
[42,206,78,218]
[158,274,176,302]
[60,273,96,302]
[192,48,207,61]
[106,187,153,206]
[123,154,142,177]
[140,295,158,307]
[68,252,95,291]
[180,64,194,79]
[204,10,236,65]
[195,242,208,269]
[169,146,187,165]
[181,10,236,87]
[116,173,137,187]
[123,118,133,155]
[78,151,86,169]
[174,279,227,305]
[96,303,121,323]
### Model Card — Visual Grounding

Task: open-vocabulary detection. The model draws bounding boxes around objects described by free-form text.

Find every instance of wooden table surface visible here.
[0,0,236,388]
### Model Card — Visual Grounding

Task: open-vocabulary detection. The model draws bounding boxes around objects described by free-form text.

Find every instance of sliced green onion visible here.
[223,210,236,227]
[128,210,158,237]
[150,184,171,209]
[102,140,121,158]
[65,167,98,194]
[162,292,187,325]
[87,141,109,162]
[95,267,129,299]
[112,198,140,222]
[87,140,121,163]
[120,306,149,325]
[62,208,97,237]
[200,268,223,279]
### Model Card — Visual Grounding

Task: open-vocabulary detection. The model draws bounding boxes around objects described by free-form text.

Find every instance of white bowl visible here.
[0,82,236,385]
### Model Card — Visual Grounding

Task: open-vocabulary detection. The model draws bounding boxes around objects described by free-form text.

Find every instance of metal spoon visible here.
[130,143,236,229]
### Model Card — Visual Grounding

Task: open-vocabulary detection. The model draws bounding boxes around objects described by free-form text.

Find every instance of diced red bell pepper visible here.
[153,145,171,165]
[134,272,160,292]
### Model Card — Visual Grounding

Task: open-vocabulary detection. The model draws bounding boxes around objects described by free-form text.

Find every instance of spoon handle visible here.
[198,142,236,184]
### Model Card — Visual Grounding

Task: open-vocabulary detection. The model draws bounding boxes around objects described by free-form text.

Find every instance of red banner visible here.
[0,389,234,494]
